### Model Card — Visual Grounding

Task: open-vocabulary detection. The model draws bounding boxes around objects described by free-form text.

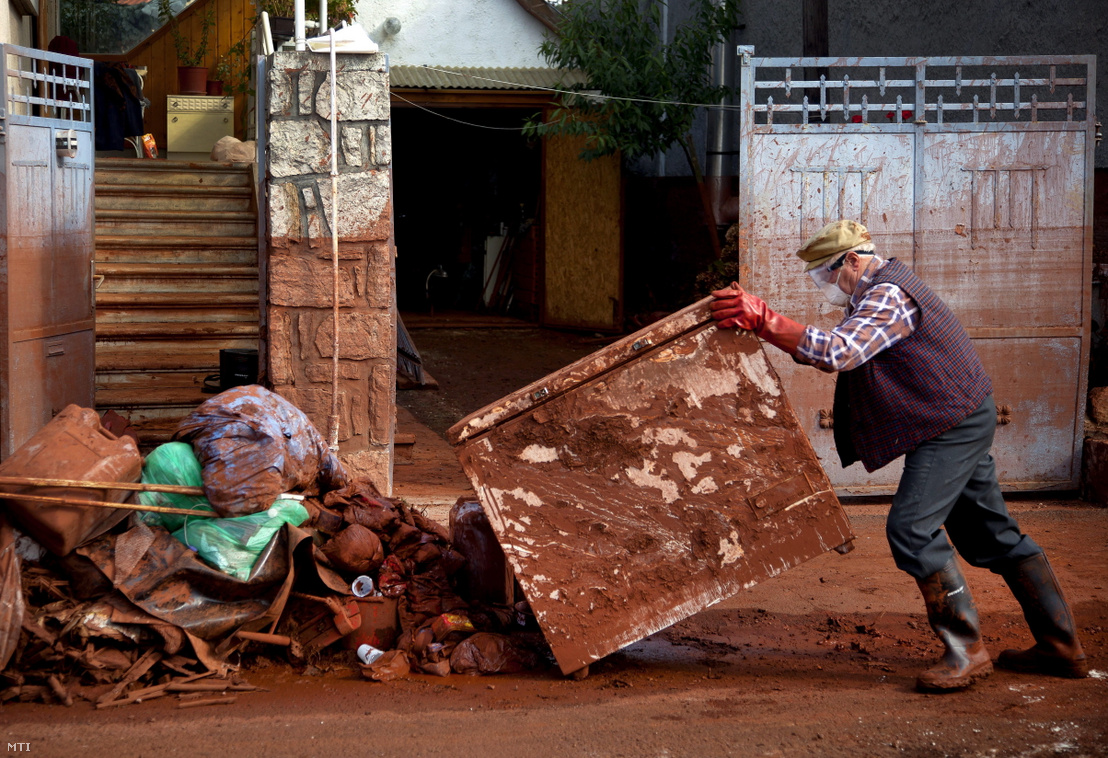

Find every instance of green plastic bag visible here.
[138,442,215,531]
[172,500,309,581]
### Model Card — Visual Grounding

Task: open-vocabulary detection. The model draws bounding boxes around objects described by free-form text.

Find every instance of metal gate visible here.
[0,45,96,457]
[736,49,1097,494]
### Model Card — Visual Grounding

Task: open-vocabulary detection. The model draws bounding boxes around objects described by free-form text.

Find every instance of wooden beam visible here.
[802,0,829,56]
[391,89,557,108]
[803,0,829,120]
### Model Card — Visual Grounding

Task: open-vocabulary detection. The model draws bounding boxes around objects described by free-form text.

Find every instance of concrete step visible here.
[94,234,256,265]
[95,262,258,279]
[96,209,257,238]
[96,339,257,372]
[95,184,253,213]
[95,292,259,307]
[95,309,259,328]
[94,159,254,188]
[95,321,260,339]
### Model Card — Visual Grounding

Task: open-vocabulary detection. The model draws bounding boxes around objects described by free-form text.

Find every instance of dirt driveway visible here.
[3,326,1105,757]
[4,502,1104,757]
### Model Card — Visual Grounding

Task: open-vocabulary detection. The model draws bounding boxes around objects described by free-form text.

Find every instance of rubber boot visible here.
[997,553,1088,678]
[915,559,993,693]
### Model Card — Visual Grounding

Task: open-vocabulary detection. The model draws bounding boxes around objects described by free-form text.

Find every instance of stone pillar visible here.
[265,51,395,494]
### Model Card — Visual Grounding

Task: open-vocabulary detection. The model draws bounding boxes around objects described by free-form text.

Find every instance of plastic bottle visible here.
[351,575,375,597]
[357,643,385,665]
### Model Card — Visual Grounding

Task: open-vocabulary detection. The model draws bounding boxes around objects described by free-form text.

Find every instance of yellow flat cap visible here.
[796,219,871,271]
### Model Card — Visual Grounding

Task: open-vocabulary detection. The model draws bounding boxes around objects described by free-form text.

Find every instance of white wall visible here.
[1,1,34,47]
[354,0,550,68]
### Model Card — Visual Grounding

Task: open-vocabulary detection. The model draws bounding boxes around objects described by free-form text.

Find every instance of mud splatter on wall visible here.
[265,51,395,494]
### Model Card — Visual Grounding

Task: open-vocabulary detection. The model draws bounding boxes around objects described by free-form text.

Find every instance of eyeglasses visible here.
[807,253,852,305]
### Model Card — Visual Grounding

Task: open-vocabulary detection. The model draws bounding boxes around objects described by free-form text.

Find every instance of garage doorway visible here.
[391,106,543,320]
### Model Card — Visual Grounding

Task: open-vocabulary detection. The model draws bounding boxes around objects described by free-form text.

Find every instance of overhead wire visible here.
[390,64,741,131]
[414,64,744,110]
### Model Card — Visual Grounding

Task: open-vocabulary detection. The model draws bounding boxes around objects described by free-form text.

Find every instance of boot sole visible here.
[915,662,994,693]
[995,656,1089,679]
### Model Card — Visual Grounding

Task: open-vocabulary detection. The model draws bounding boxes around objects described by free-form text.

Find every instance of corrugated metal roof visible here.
[390,65,586,91]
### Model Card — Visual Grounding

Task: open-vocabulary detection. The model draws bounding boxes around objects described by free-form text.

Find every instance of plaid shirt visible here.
[796,257,920,372]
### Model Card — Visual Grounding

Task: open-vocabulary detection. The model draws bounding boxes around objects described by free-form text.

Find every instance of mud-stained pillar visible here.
[265,50,395,494]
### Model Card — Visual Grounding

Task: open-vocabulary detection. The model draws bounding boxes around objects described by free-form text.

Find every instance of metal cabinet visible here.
[166,95,233,159]
[448,298,854,675]
[0,45,96,458]
[736,50,1097,494]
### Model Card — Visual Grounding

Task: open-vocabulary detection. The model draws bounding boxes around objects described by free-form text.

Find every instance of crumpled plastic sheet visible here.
[449,632,541,675]
[174,385,349,517]
[41,592,187,654]
[360,649,410,682]
[78,519,313,671]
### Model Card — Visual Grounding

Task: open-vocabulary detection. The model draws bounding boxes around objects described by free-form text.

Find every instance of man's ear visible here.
[844,250,860,269]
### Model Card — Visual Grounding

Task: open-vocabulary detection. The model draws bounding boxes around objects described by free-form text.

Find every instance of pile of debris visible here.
[0,386,550,708]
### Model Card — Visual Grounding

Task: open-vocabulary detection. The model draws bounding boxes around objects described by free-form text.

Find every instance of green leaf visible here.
[531,0,740,167]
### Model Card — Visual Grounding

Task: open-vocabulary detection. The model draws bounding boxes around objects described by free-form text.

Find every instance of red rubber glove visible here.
[710,283,806,356]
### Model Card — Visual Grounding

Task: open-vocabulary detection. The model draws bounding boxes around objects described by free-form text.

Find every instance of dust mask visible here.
[807,254,851,307]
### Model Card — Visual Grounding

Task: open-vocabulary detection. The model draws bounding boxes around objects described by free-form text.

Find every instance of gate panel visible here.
[748,132,914,489]
[977,337,1082,486]
[53,126,95,328]
[738,50,1096,493]
[918,130,1086,329]
[0,45,95,456]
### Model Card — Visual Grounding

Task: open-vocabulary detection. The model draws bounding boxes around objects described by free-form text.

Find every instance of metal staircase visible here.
[93,159,260,444]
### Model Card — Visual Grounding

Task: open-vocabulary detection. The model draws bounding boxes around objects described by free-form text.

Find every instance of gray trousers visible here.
[886,394,1042,579]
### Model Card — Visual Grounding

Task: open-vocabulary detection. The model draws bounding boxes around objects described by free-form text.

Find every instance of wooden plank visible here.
[95,293,259,307]
[95,323,259,339]
[451,299,854,675]
[542,130,623,332]
[96,649,162,705]
[96,340,255,371]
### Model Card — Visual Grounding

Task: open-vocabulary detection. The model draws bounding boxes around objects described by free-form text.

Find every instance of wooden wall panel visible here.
[542,133,623,331]
[88,0,256,151]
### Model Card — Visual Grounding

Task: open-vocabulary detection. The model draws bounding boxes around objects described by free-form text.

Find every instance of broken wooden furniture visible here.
[448,297,855,675]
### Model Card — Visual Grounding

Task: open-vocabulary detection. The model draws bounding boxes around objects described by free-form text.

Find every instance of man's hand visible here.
[710,283,770,331]
[709,282,806,357]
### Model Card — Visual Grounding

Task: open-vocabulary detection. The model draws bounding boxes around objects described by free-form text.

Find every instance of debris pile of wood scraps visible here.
[0,387,551,707]
[4,566,264,708]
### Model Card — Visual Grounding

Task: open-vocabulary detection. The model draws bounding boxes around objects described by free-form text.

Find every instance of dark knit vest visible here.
[833,259,992,472]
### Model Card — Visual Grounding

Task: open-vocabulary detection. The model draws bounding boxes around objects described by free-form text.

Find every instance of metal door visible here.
[737,50,1097,494]
[0,45,95,457]
[449,298,854,675]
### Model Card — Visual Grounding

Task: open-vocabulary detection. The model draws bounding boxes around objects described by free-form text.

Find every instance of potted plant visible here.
[208,55,230,96]
[157,0,215,94]
[257,0,295,41]
[257,0,358,43]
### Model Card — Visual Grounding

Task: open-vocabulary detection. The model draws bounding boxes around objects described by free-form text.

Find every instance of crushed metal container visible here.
[0,405,142,556]
[447,297,855,675]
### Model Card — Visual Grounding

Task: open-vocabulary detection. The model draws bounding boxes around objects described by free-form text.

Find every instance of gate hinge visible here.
[1096,121,1103,147]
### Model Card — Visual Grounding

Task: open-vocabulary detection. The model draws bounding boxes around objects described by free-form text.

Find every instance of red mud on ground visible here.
[5,508,1104,757]
[4,328,1105,757]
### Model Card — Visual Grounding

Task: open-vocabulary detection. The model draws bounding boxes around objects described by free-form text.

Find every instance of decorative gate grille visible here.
[736,49,1097,494]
